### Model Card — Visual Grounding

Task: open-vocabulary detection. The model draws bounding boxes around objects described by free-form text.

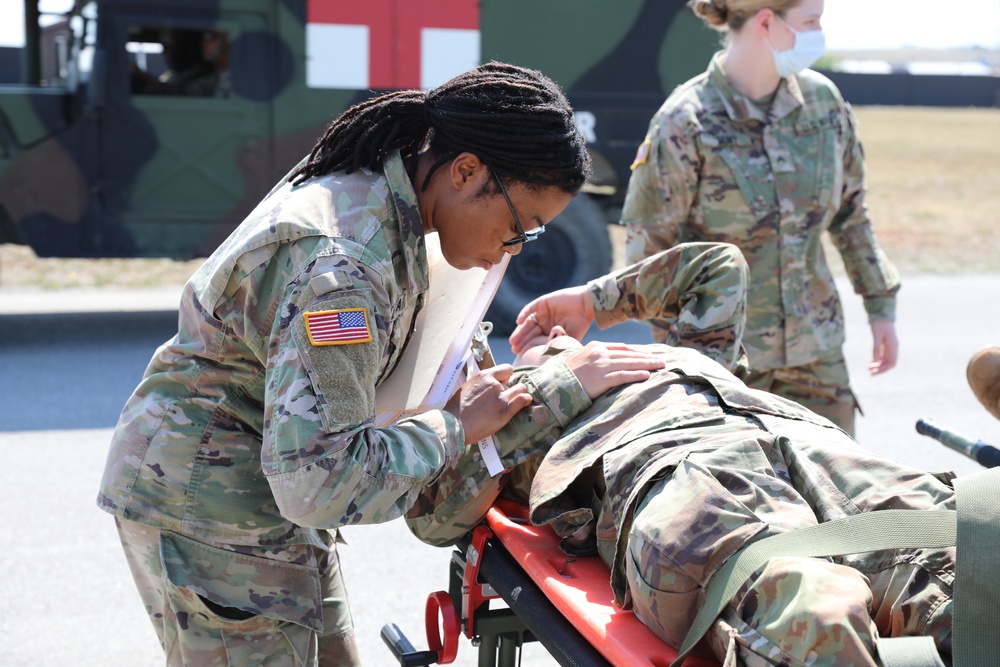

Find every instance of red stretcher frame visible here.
[482,499,720,667]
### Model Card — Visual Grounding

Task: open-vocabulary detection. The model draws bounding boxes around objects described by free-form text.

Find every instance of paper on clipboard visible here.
[374,233,509,422]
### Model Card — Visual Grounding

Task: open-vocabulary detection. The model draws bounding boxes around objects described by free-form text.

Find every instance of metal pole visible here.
[23,0,42,85]
[916,418,1000,468]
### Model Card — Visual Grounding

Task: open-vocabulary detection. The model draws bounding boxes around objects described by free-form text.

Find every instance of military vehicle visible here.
[0,0,718,329]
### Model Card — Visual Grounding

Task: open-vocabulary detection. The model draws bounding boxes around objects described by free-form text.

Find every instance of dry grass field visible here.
[1,105,997,291]
[850,106,1000,274]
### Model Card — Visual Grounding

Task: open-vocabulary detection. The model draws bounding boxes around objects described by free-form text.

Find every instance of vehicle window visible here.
[127,26,230,98]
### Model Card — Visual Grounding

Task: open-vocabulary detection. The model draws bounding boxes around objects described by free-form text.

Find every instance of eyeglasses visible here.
[494,172,545,247]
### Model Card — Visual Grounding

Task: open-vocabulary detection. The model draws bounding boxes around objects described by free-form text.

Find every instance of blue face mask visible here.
[767,15,826,78]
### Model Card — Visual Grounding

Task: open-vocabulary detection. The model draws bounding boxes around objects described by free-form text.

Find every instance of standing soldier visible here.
[622,0,900,435]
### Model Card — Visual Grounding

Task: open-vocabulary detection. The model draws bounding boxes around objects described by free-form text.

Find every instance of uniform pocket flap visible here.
[160,531,324,632]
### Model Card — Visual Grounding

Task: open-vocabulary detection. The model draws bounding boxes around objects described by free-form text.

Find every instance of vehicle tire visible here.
[486,193,612,337]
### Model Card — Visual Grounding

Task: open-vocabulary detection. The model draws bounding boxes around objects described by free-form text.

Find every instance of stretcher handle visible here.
[425,591,459,664]
[380,622,440,667]
[916,418,1000,468]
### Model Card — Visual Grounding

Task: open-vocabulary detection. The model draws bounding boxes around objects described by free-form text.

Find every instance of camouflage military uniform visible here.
[98,150,466,665]
[623,52,901,435]
[406,256,951,665]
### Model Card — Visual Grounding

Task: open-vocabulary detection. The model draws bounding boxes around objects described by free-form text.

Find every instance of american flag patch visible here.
[304,308,372,346]
[630,138,651,170]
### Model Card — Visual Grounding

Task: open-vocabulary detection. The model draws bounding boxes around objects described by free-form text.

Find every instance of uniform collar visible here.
[383,150,430,297]
[708,51,806,124]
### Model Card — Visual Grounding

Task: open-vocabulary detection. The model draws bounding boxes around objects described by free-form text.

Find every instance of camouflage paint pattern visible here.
[0,0,718,259]
[622,52,900,397]
[99,150,466,660]
[408,347,954,665]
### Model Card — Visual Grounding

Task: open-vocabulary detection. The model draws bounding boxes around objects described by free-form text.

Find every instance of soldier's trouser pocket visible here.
[625,548,702,648]
[708,557,878,667]
[160,578,318,667]
[624,462,762,648]
[116,517,326,667]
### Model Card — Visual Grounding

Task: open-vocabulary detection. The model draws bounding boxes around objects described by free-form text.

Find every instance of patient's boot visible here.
[968,346,1000,421]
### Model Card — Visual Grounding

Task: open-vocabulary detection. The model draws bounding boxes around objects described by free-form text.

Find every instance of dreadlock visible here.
[290,61,591,194]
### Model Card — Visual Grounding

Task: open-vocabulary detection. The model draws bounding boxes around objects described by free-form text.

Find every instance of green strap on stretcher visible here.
[878,637,945,667]
[952,468,1000,666]
[671,466,1000,667]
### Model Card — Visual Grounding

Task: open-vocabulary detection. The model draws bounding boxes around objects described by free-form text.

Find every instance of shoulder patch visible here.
[304,308,372,345]
[630,138,652,171]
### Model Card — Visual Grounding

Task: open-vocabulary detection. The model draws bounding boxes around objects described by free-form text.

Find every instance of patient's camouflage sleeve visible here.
[406,359,593,546]
[587,242,748,371]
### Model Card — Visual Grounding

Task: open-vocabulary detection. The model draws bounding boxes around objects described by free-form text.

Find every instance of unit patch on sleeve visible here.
[304,308,372,345]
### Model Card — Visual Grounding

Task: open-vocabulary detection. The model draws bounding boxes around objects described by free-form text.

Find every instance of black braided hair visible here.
[290,61,591,194]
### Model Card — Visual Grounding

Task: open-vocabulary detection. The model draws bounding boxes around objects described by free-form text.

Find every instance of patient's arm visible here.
[405,359,593,546]
[511,243,748,371]
[589,242,746,330]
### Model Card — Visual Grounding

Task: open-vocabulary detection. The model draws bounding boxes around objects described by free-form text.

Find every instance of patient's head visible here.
[513,325,583,367]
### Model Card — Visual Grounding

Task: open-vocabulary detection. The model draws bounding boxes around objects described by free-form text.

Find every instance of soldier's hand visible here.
[562,341,665,399]
[445,365,534,445]
[510,286,594,354]
[869,319,898,375]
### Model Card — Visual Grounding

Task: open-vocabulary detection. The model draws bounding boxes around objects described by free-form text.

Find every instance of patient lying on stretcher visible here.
[406,242,955,667]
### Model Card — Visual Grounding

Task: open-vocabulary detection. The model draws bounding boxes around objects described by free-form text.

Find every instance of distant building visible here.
[905,61,993,76]
[832,59,894,75]
[826,48,1000,78]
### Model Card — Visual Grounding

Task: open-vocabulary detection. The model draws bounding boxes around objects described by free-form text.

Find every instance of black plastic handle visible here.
[380,623,440,667]
[976,445,1000,469]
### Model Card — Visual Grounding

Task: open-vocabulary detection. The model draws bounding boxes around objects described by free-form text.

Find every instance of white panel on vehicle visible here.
[307,23,369,89]
[420,28,480,90]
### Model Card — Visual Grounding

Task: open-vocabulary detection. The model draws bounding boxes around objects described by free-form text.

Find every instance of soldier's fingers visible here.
[508,322,535,353]
[503,388,534,415]
[515,298,543,325]
[485,364,515,384]
[604,369,654,386]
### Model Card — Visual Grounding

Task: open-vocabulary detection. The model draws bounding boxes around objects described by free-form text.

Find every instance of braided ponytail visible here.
[291,61,590,194]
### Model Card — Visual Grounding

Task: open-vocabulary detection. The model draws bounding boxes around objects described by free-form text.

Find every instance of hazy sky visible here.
[1,0,999,51]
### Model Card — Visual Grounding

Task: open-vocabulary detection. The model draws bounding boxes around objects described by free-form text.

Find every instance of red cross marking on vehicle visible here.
[307,0,480,90]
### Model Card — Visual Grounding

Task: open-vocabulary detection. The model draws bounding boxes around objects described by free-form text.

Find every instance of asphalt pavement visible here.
[1,274,998,666]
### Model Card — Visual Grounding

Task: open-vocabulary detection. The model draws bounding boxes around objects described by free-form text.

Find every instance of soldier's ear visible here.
[753,8,775,39]
[449,152,485,190]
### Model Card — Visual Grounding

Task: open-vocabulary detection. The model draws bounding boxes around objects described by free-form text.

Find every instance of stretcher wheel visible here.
[425,591,460,664]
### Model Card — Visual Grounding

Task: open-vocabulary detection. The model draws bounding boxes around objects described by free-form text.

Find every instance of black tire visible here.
[486,193,612,336]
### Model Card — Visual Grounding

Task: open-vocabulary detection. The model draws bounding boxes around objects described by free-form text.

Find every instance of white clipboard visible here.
[375,233,509,425]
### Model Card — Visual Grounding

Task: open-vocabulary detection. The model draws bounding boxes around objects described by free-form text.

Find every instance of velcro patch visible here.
[630,138,652,170]
[304,308,372,346]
